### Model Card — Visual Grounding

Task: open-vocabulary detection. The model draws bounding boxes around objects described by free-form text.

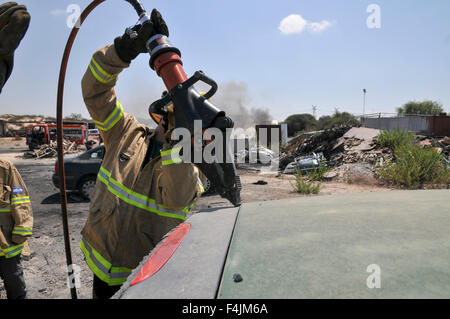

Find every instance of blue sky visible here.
[1,0,449,123]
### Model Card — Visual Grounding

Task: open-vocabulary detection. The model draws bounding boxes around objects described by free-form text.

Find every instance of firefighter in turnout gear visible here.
[0,159,33,299]
[80,9,205,299]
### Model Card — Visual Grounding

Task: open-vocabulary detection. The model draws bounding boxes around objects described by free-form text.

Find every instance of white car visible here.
[234,146,276,165]
[248,146,275,164]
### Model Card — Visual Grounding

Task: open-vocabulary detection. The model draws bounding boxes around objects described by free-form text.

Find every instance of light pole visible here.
[362,88,367,125]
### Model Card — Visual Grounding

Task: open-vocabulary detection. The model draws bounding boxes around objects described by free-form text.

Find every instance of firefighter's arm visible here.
[81,44,132,146]
[155,145,205,210]
[8,165,33,244]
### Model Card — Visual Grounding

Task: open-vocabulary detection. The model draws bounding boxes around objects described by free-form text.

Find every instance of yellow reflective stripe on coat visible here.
[97,166,188,220]
[94,102,124,132]
[161,147,182,166]
[197,177,205,193]
[89,57,117,84]
[0,207,11,213]
[12,226,33,236]
[0,243,24,258]
[10,196,30,205]
[80,238,131,286]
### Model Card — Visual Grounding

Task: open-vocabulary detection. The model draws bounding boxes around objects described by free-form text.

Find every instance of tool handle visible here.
[189,71,218,100]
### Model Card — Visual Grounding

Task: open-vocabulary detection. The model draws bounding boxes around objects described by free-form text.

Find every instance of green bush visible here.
[376,144,449,189]
[374,130,415,151]
[307,162,333,182]
[292,169,321,194]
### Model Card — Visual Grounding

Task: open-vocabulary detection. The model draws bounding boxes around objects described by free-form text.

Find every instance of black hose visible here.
[125,0,147,17]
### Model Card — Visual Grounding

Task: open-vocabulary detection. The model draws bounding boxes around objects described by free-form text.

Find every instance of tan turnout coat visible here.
[0,159,33,259]
[80,44,204,285]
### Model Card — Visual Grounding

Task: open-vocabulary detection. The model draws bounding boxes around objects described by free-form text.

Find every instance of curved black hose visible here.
[125,0,147,17]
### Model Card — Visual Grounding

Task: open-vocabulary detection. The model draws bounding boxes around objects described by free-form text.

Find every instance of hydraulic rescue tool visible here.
[56,0,241,299]
[134,1,242,207]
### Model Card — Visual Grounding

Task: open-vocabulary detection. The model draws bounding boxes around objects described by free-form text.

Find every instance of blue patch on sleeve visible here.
[12,187,24,194]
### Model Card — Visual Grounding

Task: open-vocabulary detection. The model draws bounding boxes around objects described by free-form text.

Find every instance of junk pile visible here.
[329,127,392,165]
[23,139,81,158]
[280,126,394,177]
[416,135,450,156]
[280,126,352,169]
[416,135,450,169]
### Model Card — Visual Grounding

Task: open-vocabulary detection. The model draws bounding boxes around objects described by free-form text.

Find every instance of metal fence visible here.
[361,114,450,136]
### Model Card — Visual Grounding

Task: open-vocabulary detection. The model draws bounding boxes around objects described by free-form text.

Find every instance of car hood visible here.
[55,154,78,164]
[115,190,450,299]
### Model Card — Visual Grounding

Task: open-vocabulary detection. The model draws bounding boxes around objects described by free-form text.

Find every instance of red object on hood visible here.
[130,222,191,286]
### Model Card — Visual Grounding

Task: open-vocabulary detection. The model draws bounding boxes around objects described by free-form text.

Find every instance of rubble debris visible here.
[330,128,392,165]
[337,127,380,151]
[418,139,432,147]
[323,170,338,180]
[330,149,392,166]
[280,126,397,182]
[342,126,380,141]
[280,126,391,170]
[23,139,82,159]
[329,163,379,184]
[434,136,450,156]
[280,126,450,184]
[440,136,450,146]
[280,126,353,170]
[414,135,450,163]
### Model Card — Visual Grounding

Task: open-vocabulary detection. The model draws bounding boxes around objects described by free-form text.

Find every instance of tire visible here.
[202,177,217,196]
[78,176,96,200]
[203,178,211,193]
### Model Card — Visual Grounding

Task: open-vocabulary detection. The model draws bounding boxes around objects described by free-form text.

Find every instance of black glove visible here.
[0,1,30,93]
[114,8,169,63]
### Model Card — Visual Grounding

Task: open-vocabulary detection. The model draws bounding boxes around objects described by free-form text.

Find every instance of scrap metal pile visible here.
[281,126,352,169]
[416,135,450,169]
[280,125,450,177]
[416,135,450,156]
[23,139,81,158]
[329,127,393,165]
[280,126,393,175]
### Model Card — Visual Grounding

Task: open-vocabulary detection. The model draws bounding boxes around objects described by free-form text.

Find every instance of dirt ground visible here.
[0,137,391,299]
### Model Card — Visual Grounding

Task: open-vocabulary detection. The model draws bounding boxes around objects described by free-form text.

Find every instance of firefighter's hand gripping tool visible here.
[127,1,242,206]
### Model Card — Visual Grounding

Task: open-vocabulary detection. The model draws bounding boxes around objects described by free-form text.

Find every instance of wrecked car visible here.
[282,152,326,174]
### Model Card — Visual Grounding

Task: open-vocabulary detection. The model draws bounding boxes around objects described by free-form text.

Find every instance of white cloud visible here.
[278,14,308,35]
[50,9,66,16]
[279,14,333,35]
[308,20,332,33]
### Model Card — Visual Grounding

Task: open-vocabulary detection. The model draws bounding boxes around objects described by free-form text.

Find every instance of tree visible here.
[317,110,359,129]
[396,100,444,116]
[284,114,318,136]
